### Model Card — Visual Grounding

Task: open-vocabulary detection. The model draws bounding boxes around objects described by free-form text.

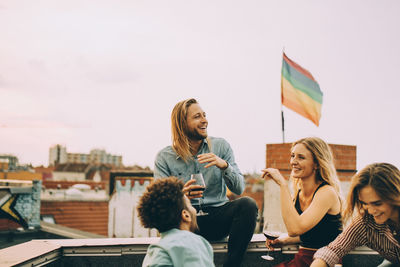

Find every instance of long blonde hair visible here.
[292,137,341,196]
[171,98,211,161]
[344,162,400,222]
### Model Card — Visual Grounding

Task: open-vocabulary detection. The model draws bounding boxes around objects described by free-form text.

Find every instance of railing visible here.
[0,234,383,267]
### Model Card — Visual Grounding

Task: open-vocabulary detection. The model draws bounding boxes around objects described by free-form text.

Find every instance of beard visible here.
[190,215,200,233]
[186,128,207,141]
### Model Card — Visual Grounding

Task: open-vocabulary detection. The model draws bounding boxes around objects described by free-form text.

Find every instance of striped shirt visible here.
[314,214,400,266]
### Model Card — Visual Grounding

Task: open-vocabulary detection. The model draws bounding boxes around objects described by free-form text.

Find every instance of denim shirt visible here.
[154,137,245,207]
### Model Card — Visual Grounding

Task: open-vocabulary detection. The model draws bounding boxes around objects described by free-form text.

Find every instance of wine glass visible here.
[261,222,281,261]
[190,173,208,216]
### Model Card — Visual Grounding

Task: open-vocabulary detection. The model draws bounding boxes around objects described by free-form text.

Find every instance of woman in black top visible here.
[262,137,343,267]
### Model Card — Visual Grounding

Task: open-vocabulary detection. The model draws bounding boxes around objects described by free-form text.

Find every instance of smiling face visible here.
[359,185,399,224]
[185,103,208,141]
[290,143,317,179]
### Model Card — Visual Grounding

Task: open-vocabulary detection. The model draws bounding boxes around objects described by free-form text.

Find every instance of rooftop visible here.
[0,234,383,267]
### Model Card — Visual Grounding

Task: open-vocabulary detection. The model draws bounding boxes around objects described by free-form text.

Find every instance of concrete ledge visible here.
[0,234,383,267]
[0,240,61,267]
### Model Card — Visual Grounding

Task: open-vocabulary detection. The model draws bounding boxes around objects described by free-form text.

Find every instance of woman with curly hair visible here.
[137,177,214,267]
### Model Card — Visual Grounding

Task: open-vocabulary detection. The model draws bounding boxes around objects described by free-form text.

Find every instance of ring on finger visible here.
[188,191,191,196]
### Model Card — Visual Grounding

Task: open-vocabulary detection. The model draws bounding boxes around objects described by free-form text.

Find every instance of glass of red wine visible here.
[190,173,208,216]
[262,222,281,261]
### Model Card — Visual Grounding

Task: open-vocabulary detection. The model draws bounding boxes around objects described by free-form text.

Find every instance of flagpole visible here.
[281,47,286,144]
[281,108,285,143]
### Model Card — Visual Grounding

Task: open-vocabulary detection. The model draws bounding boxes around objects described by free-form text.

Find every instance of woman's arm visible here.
[312,215,367,266]
[281,235,301,245]
[262,168,339,236]
[310,259,328,267]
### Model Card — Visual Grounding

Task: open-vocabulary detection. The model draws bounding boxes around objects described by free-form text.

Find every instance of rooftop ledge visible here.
[0,234,383,267]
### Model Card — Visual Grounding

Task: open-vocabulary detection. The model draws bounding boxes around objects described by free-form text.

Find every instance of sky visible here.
[1,0,399,174]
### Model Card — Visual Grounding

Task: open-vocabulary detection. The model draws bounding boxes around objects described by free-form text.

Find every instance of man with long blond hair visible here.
[154,98,258,267]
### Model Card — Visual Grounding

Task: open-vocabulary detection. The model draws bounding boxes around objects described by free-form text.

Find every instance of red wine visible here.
[191,187,205,192]
[263,231,280,240]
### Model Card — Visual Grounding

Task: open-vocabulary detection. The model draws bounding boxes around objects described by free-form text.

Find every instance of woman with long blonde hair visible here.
[262,137,343,267]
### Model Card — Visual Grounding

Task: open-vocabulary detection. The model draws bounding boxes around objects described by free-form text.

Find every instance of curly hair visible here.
[137,177,186,232]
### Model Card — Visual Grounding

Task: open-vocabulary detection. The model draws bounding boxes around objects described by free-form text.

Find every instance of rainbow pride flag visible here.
[281,53,323,126]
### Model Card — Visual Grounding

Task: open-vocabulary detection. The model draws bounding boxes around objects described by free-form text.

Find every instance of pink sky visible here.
[1,0,400,173]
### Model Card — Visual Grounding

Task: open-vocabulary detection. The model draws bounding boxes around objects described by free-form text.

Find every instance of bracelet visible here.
[223,161,229,170]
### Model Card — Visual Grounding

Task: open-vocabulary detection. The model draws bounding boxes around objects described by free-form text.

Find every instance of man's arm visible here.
[154,152,171,179]
[221,154,245,195]
[197,139,245,195]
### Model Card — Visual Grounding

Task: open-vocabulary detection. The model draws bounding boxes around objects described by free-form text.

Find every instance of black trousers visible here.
[196,197,258,267]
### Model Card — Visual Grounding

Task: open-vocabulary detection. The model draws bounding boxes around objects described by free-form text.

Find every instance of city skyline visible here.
[1,1,400,173]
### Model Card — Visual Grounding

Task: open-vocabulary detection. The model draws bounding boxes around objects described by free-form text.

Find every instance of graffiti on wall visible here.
[0,180,41,229]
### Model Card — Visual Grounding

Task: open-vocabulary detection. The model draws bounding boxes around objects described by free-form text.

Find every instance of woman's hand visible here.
[261,168,287,186]
[183,179,204,199]
[265,233,298,250]
[265,233,288,250]
[265,237,281,250]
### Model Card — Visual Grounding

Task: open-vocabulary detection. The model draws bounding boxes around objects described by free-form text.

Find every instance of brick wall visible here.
[0,172,42,180]
[266,143,357,181]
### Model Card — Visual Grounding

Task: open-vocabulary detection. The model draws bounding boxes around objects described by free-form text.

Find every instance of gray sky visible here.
[1,0,399,173]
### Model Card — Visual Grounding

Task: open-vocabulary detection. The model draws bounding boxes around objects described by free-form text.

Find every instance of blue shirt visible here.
[154,137,245,207]
[142,228,215,267]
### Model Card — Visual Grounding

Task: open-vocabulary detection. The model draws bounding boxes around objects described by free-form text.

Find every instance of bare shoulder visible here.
[314,185,339,201]
[314,185,341,213]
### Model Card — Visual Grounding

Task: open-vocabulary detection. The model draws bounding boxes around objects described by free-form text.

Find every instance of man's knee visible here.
[237,196,258,217]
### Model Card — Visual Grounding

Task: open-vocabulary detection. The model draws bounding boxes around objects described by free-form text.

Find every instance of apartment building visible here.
[49,145,122,167]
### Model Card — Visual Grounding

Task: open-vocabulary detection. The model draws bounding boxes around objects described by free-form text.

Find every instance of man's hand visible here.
[183,179,204,199]
[197,153,228,169]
